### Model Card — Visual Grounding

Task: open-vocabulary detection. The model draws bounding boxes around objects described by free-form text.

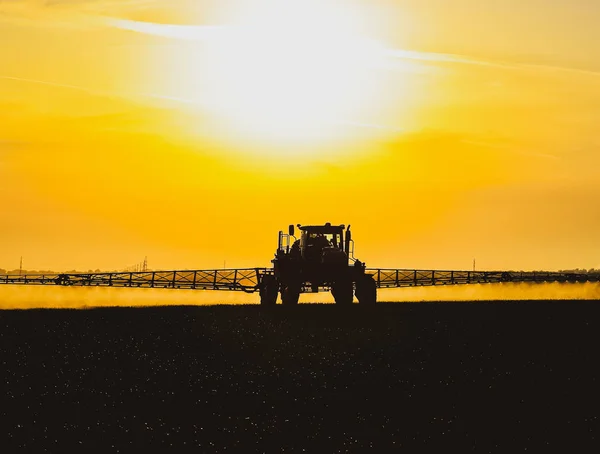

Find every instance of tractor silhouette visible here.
[260,223,377,305]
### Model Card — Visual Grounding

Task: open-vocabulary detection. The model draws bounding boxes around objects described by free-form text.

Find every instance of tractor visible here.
[259,223,377,305]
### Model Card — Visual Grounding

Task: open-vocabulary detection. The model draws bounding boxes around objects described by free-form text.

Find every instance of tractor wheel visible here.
[281,282,301,306]
[332,279,353,305]
[356,275,377,305]
[259,275,279,306]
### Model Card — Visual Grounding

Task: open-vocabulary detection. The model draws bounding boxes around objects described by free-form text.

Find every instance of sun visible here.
[182,0,391,146]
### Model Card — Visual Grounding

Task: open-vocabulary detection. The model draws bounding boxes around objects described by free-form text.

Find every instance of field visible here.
[1,302,599,452]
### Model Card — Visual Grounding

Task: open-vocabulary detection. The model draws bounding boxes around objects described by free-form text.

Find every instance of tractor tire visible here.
[356,275,377,305]
[281,282,301,306]
[332,279,353,305]
[259,275,279,306]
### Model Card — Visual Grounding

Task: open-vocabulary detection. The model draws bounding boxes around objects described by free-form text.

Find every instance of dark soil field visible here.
[1,302,600,452]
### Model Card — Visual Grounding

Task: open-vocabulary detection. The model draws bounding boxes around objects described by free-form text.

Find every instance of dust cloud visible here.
[0,286,254,310]
[1,282,599,309]
[373,281,600,302]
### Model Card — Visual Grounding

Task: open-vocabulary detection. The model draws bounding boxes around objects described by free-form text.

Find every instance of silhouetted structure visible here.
[1,224,599,305]
[263,223,376,306]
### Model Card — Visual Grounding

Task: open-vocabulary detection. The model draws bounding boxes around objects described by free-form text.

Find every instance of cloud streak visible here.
[385,49,600,78]
[0,74,168,104]
[107,18,600,80]
[108,17,228,40]
[0,74,406,135]
[0,0,156,28]
[5,7,599,80]
[0,74,104,95]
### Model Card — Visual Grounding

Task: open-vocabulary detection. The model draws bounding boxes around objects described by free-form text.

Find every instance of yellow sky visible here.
[1,0,600,273]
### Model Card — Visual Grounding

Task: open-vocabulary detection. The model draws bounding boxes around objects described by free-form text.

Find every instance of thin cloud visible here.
[6,8,599,80]
[0,74,408,133]
[0,74,163,106]
[108,17,227,40]
[385,49,500,68]
[385,49,600,78]
[0,75,103,95]
[108,18,600,80]
[0,0,156,28]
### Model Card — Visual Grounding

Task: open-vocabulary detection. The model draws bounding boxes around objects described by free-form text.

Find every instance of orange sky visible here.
[1,0,600,273]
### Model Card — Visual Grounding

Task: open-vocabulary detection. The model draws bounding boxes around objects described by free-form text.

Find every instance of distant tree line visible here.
[1,269,103,275]
[0,268,155,275]
[498,268,600,274]
[558,268,600,274]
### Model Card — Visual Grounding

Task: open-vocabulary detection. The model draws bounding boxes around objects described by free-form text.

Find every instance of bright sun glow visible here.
[181,0,392,145]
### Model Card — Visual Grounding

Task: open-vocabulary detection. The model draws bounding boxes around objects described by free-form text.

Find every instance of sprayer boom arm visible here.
[1,268,598,292]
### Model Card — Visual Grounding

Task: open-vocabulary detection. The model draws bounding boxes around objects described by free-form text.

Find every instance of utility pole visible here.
[143,256,148,272]
[19,256,22,275]
[473,258,476,272]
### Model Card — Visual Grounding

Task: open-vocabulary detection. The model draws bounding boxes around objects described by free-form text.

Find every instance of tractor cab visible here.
[276,222,354,264]
[299,224,344,262]
[277,222,353,265]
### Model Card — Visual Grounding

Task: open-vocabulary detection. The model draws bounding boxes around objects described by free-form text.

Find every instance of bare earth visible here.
[1,302,599,452]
